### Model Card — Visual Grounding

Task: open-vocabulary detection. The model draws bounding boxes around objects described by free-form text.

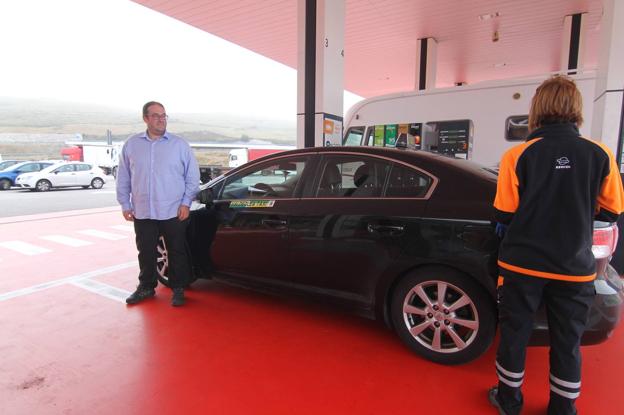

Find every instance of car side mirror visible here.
[198,188,214,206]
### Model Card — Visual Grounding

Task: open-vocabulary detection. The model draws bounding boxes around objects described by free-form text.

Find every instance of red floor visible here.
[1,210,623,414]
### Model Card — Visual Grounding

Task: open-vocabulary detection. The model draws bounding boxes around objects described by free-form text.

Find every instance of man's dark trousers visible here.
[133,217,190,289]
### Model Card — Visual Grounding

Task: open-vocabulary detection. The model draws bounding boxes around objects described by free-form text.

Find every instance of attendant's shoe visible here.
[171,288,185,307]
[126,287,155,305]
[488,387,509,415]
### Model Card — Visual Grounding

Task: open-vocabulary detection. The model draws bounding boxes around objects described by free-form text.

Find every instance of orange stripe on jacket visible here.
[493,139,542,214]
[498,260,596,282]
[590,139,624,216]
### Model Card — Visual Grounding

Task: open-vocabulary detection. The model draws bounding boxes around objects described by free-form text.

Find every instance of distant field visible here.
[0,97,296,164]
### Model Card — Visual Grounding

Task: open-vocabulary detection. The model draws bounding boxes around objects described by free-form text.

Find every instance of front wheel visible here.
[156,236,197,288]
[0,179,11,190]
[390,266,496,365]
[91,178,104,189]
[36,179,52,192]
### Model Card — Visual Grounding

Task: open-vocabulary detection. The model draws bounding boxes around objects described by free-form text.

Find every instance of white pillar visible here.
[560,13,587,74]
[591,0,624,167]
[297,0,345,148]
[415,37,437,90]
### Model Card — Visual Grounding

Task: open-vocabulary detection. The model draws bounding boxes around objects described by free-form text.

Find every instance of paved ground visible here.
[0,180,118,217]
[0,208,623,414]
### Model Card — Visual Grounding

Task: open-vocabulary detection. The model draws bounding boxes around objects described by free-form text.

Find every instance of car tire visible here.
[36,179,52,192]
[390,266,496,365]
[91,178,104,189]
[112,166,118,179]
[0,179,11,190]
[156,236,197,288]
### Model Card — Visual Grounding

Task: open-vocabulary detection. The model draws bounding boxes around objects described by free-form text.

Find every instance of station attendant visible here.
[488,75,624,415]
[116,101,199,307]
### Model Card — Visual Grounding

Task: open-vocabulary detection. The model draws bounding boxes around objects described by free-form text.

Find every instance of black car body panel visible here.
[179,146,623,362]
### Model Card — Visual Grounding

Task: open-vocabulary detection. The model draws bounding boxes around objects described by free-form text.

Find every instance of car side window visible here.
[221,157,308,200]
[55,164,75,173]
[20,163,39,173]
[385,163,432,198]
[315,156,390,198]
[76,164,91,171]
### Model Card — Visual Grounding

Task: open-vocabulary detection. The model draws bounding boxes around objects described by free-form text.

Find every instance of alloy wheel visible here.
[401,280,479,354]
[36,180,51,192]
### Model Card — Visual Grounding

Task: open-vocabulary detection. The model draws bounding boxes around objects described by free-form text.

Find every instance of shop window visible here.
[343,126,365,146]
[506,115,529,141]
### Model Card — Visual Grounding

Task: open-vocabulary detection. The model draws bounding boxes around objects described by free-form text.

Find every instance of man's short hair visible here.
[528,75,583,131]
[143,101,164,118]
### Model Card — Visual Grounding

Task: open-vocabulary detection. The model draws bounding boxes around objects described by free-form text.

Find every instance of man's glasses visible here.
[148,113,168,120]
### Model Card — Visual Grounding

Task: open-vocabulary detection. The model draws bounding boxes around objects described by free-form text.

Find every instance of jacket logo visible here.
[555,157,571,169]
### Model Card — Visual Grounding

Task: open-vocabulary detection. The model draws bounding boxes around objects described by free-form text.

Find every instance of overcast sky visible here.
[0,0,361,120]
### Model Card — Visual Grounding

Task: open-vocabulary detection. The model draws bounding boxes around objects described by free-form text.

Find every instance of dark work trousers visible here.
[495,273,595,415]
[133,217,190,290]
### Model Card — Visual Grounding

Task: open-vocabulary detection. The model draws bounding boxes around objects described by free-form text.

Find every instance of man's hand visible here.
[178,205,190,221]
[122,210,134,222]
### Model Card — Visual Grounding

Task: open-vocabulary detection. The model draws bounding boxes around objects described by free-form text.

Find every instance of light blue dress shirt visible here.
[116,131,200,220]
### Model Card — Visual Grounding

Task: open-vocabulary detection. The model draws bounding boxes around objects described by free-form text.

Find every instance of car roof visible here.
[234,146,496,179]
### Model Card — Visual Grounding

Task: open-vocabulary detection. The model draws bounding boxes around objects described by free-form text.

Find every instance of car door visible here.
[287,153,433,308]
[50,164,75,186]
[209,154,314,284]
[74,163,95,185]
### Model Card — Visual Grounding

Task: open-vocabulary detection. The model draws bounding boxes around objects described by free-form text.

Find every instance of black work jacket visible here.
[493,123,624,282]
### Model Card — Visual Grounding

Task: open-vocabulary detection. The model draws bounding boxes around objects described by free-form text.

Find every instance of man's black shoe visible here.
[171,288,185,307]
[126,287,155,305]
[488,387,509,415]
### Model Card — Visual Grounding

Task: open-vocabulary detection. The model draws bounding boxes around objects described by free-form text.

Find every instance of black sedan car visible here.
[157,146,623,365]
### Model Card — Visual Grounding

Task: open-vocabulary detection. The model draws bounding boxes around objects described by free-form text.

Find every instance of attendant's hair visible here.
[142,101,164,118]
[528,75,583,131]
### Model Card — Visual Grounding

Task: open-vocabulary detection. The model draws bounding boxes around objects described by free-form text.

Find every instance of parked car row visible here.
[0,160,107,191]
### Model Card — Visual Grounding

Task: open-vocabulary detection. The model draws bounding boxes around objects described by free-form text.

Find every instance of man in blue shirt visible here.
[117,101,200,306]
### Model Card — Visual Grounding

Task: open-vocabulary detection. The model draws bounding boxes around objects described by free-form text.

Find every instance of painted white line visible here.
[0,261,137,302]
[110,225,134,232]
[77,229,127,240]
[0,206,118,225]
[40,235,94,247]
[70,279,130,303]
[0,241,52,255]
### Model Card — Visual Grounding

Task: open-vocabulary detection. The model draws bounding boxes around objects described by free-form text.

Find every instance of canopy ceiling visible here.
[133,0,603,97]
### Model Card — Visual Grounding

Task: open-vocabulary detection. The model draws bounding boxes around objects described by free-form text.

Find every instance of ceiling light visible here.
[479,12,501,21]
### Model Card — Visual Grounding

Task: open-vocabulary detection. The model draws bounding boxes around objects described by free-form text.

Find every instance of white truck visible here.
[342,73,598,167]
[60,142,123,177]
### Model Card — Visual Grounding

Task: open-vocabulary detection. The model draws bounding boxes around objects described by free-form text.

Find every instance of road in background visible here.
[0,180,118,217]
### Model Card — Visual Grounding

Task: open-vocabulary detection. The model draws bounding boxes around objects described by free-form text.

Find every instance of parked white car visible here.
[15,162,106,192]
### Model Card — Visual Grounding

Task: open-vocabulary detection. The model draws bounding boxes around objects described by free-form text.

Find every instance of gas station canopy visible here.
[133,0,603,97]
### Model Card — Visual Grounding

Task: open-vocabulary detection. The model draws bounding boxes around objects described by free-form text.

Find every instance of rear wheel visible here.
[91,178,104,189]
[0,179,11,190]
[36,180,52,192]
[390,266,496,365]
